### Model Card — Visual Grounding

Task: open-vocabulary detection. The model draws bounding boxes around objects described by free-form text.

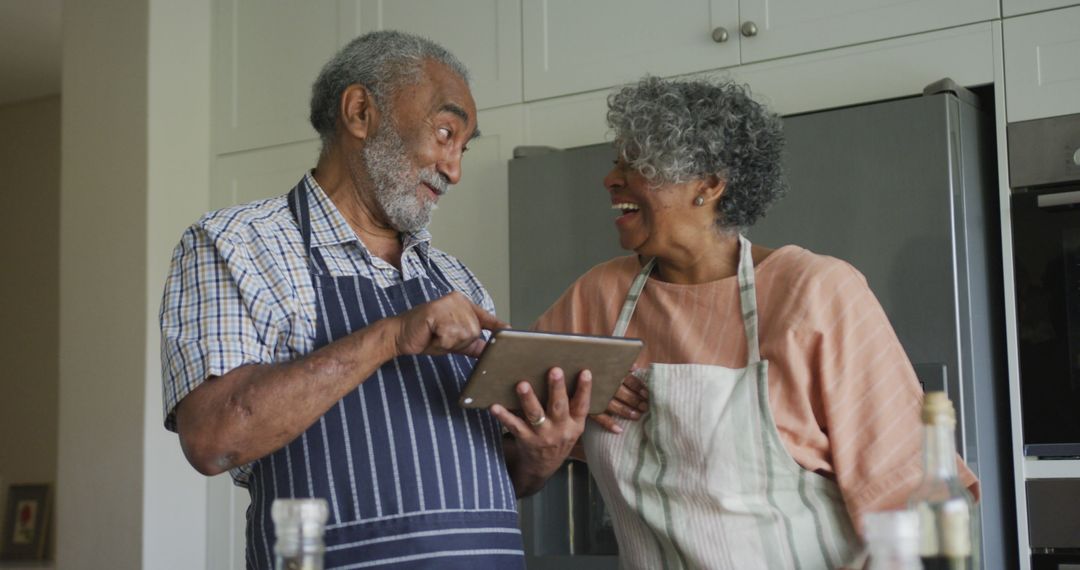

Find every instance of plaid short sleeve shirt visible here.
[159,173,495,484]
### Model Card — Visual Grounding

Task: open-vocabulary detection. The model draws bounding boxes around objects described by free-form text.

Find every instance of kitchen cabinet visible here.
[522,0,997,101]
[351,0,523,111]
[1003,5,1080,122]
[739,0,997,63]
[211,140,320,209]
[1003,0,1080,17]
[212,0,351,154]
[522,22,994,152]
[522,0,741,100]
[213,0,520,155]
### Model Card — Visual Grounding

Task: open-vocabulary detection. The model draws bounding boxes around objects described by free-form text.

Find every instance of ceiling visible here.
[0,0,62,106]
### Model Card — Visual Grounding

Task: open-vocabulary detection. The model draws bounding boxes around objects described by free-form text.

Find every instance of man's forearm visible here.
[176,317,399,475]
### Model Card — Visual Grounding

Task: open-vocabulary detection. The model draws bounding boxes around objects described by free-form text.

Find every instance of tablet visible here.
[459,329,644,415]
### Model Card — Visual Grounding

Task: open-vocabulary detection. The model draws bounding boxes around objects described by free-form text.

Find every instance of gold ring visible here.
[529,415,547,427]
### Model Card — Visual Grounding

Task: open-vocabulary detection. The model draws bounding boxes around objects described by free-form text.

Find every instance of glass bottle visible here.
[272,498,329,570]
[907,392,978,570]
[862,509,921,570]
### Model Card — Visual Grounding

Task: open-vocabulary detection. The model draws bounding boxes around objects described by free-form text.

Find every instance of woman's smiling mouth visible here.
[612,202,641,224]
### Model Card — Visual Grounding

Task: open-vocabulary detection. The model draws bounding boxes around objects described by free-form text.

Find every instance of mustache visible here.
[419,169,450,195]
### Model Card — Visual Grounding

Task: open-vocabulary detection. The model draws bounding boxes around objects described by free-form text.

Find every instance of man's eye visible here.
[437,127,452,140]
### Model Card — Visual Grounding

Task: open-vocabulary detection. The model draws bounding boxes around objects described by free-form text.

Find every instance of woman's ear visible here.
[697,174,727,205]
[339,84,378,141]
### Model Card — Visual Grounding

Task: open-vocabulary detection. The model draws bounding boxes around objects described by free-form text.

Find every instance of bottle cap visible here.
[921,391,956,425]
[863,509,918,541]
[273,498,328,525]
[272,498,326,552]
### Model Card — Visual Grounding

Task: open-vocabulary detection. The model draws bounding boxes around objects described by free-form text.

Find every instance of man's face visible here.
[354,60,478,233]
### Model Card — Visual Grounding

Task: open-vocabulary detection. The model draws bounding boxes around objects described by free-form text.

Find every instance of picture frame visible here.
[0,483,51,561]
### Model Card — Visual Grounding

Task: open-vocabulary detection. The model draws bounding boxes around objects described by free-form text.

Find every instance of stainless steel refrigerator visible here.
[509,85,1016,569]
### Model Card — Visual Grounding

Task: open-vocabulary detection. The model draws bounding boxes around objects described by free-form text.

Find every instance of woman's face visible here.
[605,159,712,256]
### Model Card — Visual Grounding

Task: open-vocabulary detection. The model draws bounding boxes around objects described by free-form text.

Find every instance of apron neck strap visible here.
[287,182,331,275]
[612,234,761,364]
[736,234,761,363]
[287,184,313,252]
[612,257,655,338]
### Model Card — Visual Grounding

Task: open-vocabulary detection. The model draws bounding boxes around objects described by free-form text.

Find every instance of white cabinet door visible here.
[1003,0,1080,17]
[213,1,352,154]
[350,0,523,110]
[522,0,740,101]
[211,141,321,209]
[521,22,994,149]
[739,0,998,63]
[1004,5,1080,122]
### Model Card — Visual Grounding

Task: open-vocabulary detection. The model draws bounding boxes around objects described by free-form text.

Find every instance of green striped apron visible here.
[583,235,860,569]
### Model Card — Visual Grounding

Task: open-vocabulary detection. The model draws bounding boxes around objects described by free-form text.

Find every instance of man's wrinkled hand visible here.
[390,291,507,358]
[491,367,591,486]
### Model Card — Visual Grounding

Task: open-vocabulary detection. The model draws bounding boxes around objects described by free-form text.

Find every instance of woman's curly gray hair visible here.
[607,76,787,230]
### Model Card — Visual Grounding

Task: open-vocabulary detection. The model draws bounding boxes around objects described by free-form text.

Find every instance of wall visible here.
[0,95,60,557]
[58,0,211,568]
[58,0,148,566]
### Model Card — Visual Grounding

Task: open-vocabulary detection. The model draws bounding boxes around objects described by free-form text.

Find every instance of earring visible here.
[693,196,705,206]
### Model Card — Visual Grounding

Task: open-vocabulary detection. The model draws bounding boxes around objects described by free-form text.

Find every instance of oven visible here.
[1009,111,1080,459]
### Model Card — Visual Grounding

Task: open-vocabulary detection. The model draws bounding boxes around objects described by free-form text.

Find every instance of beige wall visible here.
[0,95,60,554]
[59,0,148,567]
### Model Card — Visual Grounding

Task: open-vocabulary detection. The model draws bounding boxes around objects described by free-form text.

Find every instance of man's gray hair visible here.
[607,76,787,230]
[309,30,470,148]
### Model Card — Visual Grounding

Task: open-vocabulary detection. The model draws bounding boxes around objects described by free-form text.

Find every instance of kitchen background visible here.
[1,0,1078,569]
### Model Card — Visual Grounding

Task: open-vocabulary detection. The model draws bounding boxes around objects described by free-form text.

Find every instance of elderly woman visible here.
[534,76,979,569]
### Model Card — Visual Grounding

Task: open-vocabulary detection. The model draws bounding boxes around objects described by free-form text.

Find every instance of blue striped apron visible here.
[244,184,524,569]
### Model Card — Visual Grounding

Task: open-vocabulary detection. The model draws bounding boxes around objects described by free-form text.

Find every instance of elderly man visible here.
[160,31,589,569]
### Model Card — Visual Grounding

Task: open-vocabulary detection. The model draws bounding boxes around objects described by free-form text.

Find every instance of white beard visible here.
[359,120,448,233]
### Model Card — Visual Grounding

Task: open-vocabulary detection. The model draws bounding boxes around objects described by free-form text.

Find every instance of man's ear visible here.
[339,84,378,141]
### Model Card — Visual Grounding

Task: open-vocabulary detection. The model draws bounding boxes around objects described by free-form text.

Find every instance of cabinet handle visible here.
[711,27,729,43]
[740,21,758,37]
